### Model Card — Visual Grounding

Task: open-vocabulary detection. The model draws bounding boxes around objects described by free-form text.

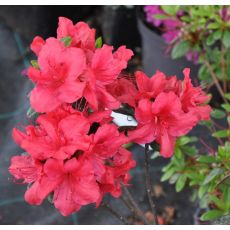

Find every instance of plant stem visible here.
[122,185,149,225]
[203,59,228,104]
[220,43,227,93]
[144,144,158,225]
[120,196,141,221]
[216,173,230,187]
[101,202,131,224]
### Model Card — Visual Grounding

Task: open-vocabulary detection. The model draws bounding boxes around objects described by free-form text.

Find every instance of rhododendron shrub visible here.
[9,17,211,218]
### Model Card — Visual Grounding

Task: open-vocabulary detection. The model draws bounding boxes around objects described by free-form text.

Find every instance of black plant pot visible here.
[0,6,101,41]
[101,6,141,50]
[137,7,199,80]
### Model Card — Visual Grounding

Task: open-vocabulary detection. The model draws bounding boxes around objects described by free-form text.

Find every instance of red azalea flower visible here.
[30,36,45,56]
[28,18,133,112]
[87,110,113,125]
[45,157,100,216]
[85,123,129,180]
[9,155,60,205]
[135,70,183,100]
[97,147,136,204]
[180,68,211,120]
[81,44,134,110]
[9,155,42,184]
[129,92,197,157]
[128,68,211,157]
[12,105,91,160]
[135,70,167,100]
[106,77,138,107]
[9,117,135,216]
[9,155,100,216]
[28,38,86,112]
[57,17,96,51]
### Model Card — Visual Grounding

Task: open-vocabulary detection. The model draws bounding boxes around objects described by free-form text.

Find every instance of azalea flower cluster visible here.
[9,17,211,217]
[110,68,211,157]
[9,17,136,216]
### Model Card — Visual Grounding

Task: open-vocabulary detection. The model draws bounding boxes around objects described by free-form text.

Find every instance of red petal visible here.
[53,179,81,216]
[25,174,60,205]
[58,114,90,140]
[135,99,153,124]
[30,86,62,113]
[158,129,176,158]
[9,155,41,183]
[30,36,45,56]
[57,17,74,39]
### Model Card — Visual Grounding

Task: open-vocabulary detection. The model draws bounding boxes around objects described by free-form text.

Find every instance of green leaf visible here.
[181,145,198,156]
[123,142,133,149]
[200,210,225,221]
[203,168,224,185]
[221,103,230,112]
[161,5,179,15]
[225,93,230,100]
[153,14,168,20]
[198,64,210,81]
[169,173,180,184]
[197,155,218,164]
[223,187,230,210]
[175,174,187,192]
[198,185,208,199]
[212,130,230,138]
[213,30,222,40]
[31,60,39,69]
[210,195,225,210]
[174,147,183,159]
[223,31,230,48]
[207,22,220,29]
[162,162,172,172]
[206,34,216,46]
[211,109,226,119]
[95,36,103,48]
[61,36,72,47]
[180,16,190,22]
[161,167,176,182]
[199,120,213,129]
[177,136,197,146]
[171,41,190,59]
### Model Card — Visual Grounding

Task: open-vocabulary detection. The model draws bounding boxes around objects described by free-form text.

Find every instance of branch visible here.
[101,202,131,225]
[122,185,149,225]
[144,144,158,224]
[221,37,228,93]
[203,59,228,104]
[216,173,230,187]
